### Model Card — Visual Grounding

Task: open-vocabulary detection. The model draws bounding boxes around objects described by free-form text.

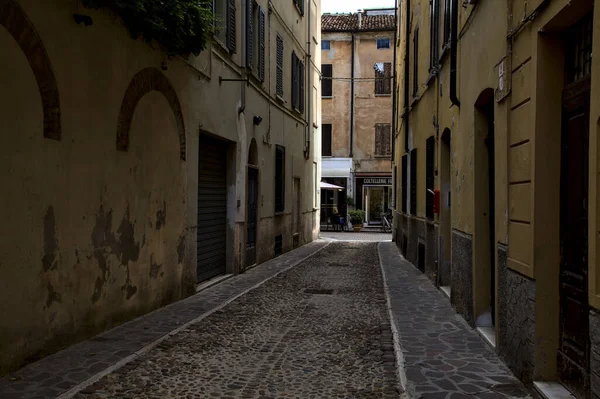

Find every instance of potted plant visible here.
[349,209,365,232]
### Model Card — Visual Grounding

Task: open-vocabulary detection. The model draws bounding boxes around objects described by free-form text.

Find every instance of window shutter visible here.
[321,64,332,97]
[291,52,298,109]
[258,7,266,81]
[410,148,417,215]
[246,0,253,68]
[276,35,284,96]
[384,124,391,155]
[227,0,236,53]
[299,61,305,112]
[322,124,332,156]
[384,62,392,95]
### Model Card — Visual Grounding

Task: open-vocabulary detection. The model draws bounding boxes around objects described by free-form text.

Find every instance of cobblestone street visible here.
[0,240,532,399]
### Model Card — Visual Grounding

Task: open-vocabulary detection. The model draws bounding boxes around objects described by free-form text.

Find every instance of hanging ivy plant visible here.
[82,0,213,57]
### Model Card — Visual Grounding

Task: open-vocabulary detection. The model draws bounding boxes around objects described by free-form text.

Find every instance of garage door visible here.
[197,135,227,282]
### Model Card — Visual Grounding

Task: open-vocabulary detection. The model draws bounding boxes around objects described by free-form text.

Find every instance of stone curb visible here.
[378,242,411,398]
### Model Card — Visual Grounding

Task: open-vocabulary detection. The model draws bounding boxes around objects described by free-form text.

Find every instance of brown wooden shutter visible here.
[384,62,392,94]
[291,52,298,109]
[401,155,408,213]
[227,0,236,53]
[258,7,265,81]
[246,0,253,67]
[410,148,417,215]
[276,35,284,96]
[299,60,305,112]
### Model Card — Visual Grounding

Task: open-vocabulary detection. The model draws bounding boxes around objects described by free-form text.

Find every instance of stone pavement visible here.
[320,231,392,242]
[379,242,531,399]
[76,242,399,398]
[0,241,329,399]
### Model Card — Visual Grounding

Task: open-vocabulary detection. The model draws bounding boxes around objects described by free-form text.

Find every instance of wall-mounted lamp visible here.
[253,116,263,126]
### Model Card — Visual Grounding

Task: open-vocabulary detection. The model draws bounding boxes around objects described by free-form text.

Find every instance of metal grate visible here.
[304,288,334,295]
[566,12,593,84]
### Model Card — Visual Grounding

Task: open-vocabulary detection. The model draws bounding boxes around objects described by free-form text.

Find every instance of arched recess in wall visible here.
[116,67,186,161]
[0,0,61,140]
[248,138,258,166]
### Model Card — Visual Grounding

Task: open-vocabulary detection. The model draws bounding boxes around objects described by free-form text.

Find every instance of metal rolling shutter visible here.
[197,136,227,282]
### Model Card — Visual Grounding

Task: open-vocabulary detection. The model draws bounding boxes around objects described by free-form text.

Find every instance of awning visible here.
[322,157,353,178]
[320,181,344,191]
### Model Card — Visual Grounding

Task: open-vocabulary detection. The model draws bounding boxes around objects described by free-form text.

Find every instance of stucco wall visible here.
[0,0,321,374]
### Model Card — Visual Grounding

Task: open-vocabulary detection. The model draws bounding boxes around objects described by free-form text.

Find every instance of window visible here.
[410,148,417,215]
[291,52,305,112]
[214,0,236,52]
[426,136,435,219]
[443,0,451,45]
[375,62,392,95]
[247,2,265,81]
[275,146,285,213]
[401,155,408,213]
[377,38,390,49]
[276,35,284,97]
[566,12,593,83]
[413,28,419,97]
[293,0,304,15]
[322,124,332,156]
[322,64,332,97]
[321,40,331,50]
[375,124,391,156]
[429,0,439,71]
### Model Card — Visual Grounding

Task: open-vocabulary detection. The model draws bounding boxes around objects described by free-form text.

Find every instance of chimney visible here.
[357,10,362,29]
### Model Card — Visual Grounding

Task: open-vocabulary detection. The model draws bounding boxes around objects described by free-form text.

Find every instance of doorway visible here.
[246,167,259,267]
[474,89,496,339]
[364,186,391,225]
[558,12,592,398]
[197,135,228,282]
[440,129,452,292]
[293,178,301,247]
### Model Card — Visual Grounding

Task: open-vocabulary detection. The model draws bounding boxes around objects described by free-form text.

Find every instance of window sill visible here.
[275,211,285,216]
[276,94,286,103]
[438,45,450,64]
[322,96,333,99]
[425,70,437,86]
[375,94,392,97]
[213,36,231,55]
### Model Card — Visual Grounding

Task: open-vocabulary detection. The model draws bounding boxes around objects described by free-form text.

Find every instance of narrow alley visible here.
[0,241,530,399]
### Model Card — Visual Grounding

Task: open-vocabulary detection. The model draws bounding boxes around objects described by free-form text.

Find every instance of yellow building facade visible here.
[394,0,600,396]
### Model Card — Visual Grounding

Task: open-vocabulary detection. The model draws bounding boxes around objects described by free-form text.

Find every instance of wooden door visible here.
[246,167,258,267]
[559,77,591,398]
[558,13,592,398]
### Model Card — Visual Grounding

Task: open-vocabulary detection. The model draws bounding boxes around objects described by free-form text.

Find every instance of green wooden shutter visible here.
[258,7,266,81]
[299,60,305,112]
[227,0,236,53]
[246,0,253,67]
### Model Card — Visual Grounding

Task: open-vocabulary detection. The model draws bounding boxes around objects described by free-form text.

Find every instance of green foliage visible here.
[348,209,365,225]
[82,0,213,56]
[344,195,355,207]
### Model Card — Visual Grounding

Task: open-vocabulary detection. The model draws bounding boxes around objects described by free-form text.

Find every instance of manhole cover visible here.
[303,288,335,295]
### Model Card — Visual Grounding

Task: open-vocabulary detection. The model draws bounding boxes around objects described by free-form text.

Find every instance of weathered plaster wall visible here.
[0,0,320,374]
[451,230,474,325]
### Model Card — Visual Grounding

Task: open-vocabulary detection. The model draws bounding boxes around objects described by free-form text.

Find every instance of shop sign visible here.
[362,177,392,185]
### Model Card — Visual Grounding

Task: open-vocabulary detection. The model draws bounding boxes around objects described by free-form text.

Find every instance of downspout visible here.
[449,0,460,107]
[403,0,410,152]
[240,0,247,114]
[350,32,355,158]
[391,0,399,204]
[304,0,312,159]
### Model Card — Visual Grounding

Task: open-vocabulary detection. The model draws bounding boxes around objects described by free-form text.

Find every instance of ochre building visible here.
[320,9,395,226]
[394,0,600,396]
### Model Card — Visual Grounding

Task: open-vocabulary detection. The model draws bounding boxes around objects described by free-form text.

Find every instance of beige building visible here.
[320,9,395,225]
[0,0,321,375]
[394,0,600,396]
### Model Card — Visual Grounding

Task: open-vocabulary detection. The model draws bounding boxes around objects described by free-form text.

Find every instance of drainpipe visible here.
[449,0,460,107]
[391,0,399,194]
[403,0,410,152]
[350,32,355,158]
[239,0,247,114]
[304,0,312,159]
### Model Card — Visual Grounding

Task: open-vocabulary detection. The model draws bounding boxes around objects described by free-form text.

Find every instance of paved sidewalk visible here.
[379,242,531,399]
[320,231,392,242]
[0,241,329,399]
[76,242,399,398]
